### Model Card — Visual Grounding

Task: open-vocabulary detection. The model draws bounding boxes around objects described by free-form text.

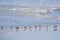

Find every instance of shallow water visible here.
[0,26,60,40]
[0,9,60,40]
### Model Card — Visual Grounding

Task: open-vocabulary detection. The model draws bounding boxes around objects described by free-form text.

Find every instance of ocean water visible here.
[0,9,60,26]
[0,9,60,40]
[0,0,60,40]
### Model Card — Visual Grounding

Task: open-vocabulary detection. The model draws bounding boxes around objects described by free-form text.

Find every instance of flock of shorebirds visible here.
[0,25,59,31]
